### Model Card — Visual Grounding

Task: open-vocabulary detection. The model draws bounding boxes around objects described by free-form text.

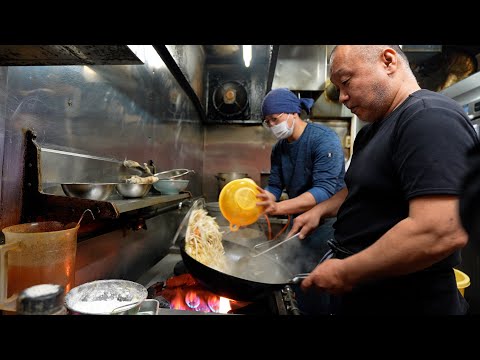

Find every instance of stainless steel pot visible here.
[206,202,228,226]
[215,172,248,195]
[65,279,149,315]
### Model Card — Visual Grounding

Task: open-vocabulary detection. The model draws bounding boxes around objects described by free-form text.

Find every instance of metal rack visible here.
[21,129,190,227]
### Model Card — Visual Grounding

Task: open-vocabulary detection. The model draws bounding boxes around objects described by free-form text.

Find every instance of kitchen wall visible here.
[202,124,276,201]
[0,50,205,286]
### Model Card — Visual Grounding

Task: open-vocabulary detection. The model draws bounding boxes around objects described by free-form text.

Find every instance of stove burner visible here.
[148,260,302,315]
[155,295,171,309]
[147,274,247,313]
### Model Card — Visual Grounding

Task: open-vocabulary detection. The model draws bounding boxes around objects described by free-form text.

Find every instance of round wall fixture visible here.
[212,80,249,118]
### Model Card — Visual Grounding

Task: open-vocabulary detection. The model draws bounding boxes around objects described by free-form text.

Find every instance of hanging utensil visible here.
[123,160,153,176]
[155,169,195,180]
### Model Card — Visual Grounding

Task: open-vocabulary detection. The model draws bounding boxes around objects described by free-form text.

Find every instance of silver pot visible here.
[215,172,248,195]
[206,201,228,226]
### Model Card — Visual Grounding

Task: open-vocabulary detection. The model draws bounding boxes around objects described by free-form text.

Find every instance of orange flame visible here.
[157,274,240,313]
[185,290,200,309]
[170,290,187,310]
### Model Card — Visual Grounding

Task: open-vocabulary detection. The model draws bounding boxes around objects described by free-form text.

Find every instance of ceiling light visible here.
[243,45,252,67]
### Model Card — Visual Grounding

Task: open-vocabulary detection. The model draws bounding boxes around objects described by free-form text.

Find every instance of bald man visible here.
[289,45,479,315]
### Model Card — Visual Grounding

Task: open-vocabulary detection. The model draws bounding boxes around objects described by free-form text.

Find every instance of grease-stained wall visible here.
[0,49,206,285]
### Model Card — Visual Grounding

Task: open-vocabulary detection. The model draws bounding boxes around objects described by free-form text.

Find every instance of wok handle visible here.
[290,273,310,284]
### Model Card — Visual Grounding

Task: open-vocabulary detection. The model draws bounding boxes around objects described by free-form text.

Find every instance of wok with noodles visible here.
[184,208,227,272]
[180,205,304,301]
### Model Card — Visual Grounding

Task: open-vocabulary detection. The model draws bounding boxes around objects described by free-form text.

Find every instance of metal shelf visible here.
[21,129,191,224]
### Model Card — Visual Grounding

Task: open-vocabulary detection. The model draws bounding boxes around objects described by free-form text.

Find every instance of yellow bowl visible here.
[454,268,470,297]
[219,178,263,232]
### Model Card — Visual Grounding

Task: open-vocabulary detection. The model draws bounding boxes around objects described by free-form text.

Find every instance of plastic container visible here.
[218,178,263,232]
[16,284,67,315]
[453,268,470,297]
[0,221,78,312]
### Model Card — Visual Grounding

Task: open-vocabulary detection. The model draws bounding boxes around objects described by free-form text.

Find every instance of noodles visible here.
[184,208,227,271]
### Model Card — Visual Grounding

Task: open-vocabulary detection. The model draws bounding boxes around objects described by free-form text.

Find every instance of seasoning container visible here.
[16,284,67,315]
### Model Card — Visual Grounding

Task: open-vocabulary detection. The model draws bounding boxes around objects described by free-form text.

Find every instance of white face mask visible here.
[270,114,294,140]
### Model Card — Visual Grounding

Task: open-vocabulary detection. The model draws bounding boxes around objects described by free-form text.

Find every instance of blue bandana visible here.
[261,88,314,118]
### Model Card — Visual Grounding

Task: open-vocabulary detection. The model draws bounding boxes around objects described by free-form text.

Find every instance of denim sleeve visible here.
[265,142,284,201]
[308,134,346,204]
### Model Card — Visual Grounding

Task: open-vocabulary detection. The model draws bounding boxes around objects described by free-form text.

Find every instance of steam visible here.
[217,224,332,283]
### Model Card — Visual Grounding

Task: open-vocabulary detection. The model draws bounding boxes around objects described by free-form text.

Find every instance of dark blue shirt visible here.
[265,122,346,212]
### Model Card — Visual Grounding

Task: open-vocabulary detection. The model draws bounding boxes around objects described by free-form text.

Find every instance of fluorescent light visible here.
[243,45,252,67]
[127,45,165,69]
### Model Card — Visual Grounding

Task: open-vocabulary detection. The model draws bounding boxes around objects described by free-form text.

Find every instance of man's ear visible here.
[382,48,398,75]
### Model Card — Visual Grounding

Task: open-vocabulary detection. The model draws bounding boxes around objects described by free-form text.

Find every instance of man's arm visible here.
[301,195,468,295]
[256,188,317,216]
[287,187,348,239]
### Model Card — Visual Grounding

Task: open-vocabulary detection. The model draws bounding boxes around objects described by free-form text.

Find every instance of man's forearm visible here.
[317,187,348,218]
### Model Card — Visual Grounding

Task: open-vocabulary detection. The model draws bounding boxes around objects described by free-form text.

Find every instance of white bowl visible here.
[152,179,189,194]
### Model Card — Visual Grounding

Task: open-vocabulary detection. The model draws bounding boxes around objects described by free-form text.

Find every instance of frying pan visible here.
[179,238,307,302]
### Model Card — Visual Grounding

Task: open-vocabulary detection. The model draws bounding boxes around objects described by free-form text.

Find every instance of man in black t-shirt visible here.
[288,45,479,315]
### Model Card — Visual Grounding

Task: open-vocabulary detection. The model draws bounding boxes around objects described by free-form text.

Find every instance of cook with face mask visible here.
[256,87,347,315]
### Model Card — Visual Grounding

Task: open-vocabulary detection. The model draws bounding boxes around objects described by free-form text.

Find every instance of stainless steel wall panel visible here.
[203,124,276,201]
[0,48,205,284]
[272,45,328,91]
[165,45,206,108]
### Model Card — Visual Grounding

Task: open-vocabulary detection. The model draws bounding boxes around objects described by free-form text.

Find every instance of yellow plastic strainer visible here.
[219,178,263,232]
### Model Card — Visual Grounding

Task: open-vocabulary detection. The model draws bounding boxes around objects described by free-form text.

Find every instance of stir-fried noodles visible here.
[185,208,226,271]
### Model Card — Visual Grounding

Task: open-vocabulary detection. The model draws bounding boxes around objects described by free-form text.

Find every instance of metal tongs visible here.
[250,232,301,257]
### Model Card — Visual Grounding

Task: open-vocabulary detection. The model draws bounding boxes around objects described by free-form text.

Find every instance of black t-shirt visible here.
[332,89,479,314]
[334,89,479,268]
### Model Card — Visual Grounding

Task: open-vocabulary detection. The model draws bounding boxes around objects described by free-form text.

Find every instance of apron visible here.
[286,217,337,315]
[320,239,469,315]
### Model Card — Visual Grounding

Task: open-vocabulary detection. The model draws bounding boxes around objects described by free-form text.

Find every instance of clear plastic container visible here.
[218,178,264,232]
[0,221,78,312]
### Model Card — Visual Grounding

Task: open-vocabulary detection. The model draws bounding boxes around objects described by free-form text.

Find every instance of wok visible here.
[180,238,307,302]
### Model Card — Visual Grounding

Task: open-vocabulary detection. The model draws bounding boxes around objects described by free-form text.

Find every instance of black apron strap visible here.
[327,238,355,259]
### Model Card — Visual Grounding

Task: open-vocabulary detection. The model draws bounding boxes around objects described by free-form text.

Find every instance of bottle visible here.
[16,284,67,315]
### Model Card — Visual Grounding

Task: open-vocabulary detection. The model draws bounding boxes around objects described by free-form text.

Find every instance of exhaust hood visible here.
[0,45,143,66]
[272,45,328,91]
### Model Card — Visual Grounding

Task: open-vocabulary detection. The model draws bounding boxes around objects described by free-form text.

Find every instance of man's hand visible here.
[256,187,279,215]
[301,258,354,295]
[287,206,323,239]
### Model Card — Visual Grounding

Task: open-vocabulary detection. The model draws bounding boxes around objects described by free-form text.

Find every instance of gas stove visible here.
[137,248,301,315]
